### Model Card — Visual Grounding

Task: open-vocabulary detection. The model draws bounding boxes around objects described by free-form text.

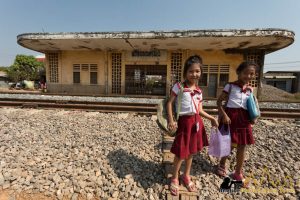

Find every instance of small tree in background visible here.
[6,55,44,82]
[0,66,8,71]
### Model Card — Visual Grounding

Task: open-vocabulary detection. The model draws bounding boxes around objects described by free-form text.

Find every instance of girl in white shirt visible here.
[216,61,257,188]
[167,55,218,196]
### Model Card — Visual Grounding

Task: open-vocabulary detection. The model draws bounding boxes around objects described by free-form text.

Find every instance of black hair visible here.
[236,61,258,74]
[183,55,203,77]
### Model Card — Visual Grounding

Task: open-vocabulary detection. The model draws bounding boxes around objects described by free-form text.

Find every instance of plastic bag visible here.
[246,93,260,121]
[208,125,231,158]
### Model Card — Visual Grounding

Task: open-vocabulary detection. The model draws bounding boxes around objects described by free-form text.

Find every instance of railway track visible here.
[0,98,299,119]
[0,98,157,114]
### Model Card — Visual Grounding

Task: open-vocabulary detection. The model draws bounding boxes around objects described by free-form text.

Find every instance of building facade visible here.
[17,29,294,98]
[263,71,300,93]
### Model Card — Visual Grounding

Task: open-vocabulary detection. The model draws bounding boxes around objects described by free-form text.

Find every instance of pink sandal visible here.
[180,175,196,192]
[229,172,250,189]
[169,178,179,196]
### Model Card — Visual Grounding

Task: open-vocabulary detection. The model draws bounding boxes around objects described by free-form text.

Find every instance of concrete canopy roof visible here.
[17,29,295,54]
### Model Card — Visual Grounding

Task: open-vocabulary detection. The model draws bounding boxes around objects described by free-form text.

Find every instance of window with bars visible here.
[73,64,80,84]
[198,65,230,87]
[219,74,229,87]
[48,53,59,83]
[90,72,97,84]
[72,64,98,84]
[219,65,229,87]
[199,73,208,86]
[90,64,98,84]
[111,53,122,94]
[171,52,182,85]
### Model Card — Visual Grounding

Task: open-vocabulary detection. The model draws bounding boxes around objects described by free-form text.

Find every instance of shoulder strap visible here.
[225,83,232,107]
[176,82,184,120]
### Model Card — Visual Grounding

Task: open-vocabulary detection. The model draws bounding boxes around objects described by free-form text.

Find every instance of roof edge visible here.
[17,28,295,41]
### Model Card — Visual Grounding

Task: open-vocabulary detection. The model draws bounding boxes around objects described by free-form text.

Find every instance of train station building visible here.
[17,29,294,98]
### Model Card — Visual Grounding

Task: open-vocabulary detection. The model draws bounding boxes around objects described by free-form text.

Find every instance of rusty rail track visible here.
[201,106,300,119]
[0,98,299,119]
[0,98,157,114]
[1,91,300,103]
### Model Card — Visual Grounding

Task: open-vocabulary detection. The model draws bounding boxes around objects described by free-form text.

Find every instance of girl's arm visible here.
[198,102,218,127]
[166,95,177,131]
[216,92,231,124]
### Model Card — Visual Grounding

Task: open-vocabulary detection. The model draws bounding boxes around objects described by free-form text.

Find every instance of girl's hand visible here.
[168,121,177,132]
[222,114,231,124]
[211,118,219,128]
[250,118,257,125]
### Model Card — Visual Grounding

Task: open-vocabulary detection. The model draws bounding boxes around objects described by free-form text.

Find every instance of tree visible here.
[6,55,44,82]
[0,66,8,71]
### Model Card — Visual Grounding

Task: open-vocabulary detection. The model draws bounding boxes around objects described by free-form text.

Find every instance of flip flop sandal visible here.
[216,165,228,177]
[180,175,196,192]
[229,172,250,189]
[170,178,179,196]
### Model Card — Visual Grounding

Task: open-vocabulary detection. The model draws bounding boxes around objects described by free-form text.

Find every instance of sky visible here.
[0,0,299,72]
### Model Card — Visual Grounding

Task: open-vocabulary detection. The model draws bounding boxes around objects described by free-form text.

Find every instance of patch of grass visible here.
[282,93,300,102]
[294,93,300,100]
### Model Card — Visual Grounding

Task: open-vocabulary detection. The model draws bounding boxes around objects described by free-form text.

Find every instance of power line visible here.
[264,61,300,65]
[264,65,300,69]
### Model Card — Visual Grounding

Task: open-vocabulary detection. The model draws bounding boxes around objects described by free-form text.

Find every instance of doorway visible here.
[125,65,167,95]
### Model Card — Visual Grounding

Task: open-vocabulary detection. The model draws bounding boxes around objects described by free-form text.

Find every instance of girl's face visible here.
[185,63,201,84]
[238,66,256,84]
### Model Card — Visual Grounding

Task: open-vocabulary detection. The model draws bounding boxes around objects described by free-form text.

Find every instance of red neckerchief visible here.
[191,94,201,113]
[230,81,252,93]
[183,81,202,94]
[182,81,202,113]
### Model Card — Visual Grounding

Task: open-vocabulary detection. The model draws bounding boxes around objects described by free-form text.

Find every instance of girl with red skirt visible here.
[216,61,258,188]
[167,55,218,196]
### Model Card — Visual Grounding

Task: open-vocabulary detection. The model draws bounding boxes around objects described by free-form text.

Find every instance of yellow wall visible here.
[46,50,244,96]
[186,50,243,82]
[60,51,106,86]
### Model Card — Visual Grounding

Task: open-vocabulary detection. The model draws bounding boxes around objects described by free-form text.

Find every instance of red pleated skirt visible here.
[220,107,254,145]
[171,114,208,159]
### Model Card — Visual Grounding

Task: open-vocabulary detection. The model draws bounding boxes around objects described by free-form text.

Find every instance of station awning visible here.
[17,29,294,54]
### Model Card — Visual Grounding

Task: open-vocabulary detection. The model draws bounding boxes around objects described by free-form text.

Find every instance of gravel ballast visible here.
[0,107,299,199]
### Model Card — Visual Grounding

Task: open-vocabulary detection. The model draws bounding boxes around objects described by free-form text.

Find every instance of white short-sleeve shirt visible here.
[171,82,203,115]
[223,83,253,110]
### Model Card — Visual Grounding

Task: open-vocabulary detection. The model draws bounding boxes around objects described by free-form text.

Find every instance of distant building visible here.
[263,71,300,93]
[17,29,294,98]
[35,55,45,62]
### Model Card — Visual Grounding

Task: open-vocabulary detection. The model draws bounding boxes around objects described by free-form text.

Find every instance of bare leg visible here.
[172,156,183,179]
[182,154,196,191]
[183,155,193,177]
[219,156,228,168]
[216,156,229,177]
[170,156,182,195]
[235,145,246,174]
